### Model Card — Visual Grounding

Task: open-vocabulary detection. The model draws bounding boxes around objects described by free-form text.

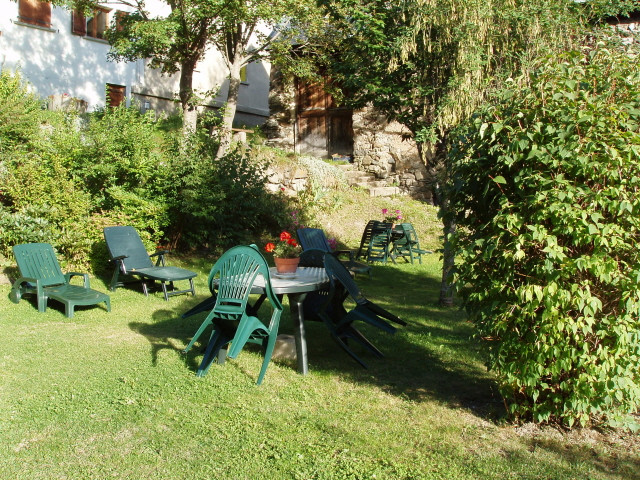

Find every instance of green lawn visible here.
[1,250,638,480]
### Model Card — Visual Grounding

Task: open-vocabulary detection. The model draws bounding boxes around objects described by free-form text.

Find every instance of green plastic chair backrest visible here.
[207,245,282,325]
[103,226,155,271]
[297,228,331,252]
[13,243,66,287]
[357,220,378,257]
[324,253,367,306]
[399,223,419,244]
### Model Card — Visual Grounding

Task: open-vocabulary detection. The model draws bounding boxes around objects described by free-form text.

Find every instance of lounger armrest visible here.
[9,276,42,303]
[66,272,90,288]
[150,250,169,267]
[109,255,129,274]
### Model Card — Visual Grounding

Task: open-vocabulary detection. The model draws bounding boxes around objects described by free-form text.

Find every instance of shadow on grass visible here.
[128,261,505,423]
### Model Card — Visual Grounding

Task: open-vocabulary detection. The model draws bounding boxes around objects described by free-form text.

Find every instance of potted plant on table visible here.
[382,208,403,226]
[265,231,302,274]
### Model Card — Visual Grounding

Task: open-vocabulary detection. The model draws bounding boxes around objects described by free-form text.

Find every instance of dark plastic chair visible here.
[181,245,283,384]
[355,220,377,260]
[366,221,394,264]
[9,243,110,318]
[319,254,406,367]
[297,227,371,277]
[391,223,433,264]
[103,226,196,301]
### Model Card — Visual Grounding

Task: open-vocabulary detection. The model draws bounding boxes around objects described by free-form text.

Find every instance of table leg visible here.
[287,292,308,375]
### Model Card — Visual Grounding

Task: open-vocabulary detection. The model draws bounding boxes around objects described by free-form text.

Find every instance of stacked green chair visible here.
[9,243,110,318]
[366,221,394,264]
[319,254,406,367]
[182,245,283,384]
[355,220,377,260]
[391,223,433,264]
[297,227,371,277]
[103,226,196,301]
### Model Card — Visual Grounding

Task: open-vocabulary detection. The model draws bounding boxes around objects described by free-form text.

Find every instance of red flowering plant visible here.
[264,231,302,259]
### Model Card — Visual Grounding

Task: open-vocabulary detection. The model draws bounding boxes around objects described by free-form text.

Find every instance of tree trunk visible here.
[179,62,197,136]
[215,60,242,159]
[418,139,456,306]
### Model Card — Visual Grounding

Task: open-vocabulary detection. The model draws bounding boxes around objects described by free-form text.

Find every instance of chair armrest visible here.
[66,272,90,288]
[9,276,42,304]
[110,256,129,274]
[150,250,169,267]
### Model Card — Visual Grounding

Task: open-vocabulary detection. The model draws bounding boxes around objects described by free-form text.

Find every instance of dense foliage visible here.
[446,41,640,428]
[0,70,297,270]
[317,0,587,305]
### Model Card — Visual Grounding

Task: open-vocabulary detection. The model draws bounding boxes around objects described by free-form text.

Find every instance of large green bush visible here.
[162,137,292,250]
[446,41,640,428]
[0,69,42,151]
[64,106,168,212]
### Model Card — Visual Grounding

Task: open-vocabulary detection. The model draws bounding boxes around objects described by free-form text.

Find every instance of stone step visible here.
[347,174,377,184]
[334,162,400,196]
[342,169,372,178]
[354,180,388,188]
[368,185,401,197]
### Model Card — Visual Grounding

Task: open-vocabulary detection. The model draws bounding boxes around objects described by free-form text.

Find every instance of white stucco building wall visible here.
[0,0,271,126]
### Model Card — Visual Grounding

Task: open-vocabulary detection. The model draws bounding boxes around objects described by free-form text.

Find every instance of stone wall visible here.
[352,108,432,201]
[608,12,640,43]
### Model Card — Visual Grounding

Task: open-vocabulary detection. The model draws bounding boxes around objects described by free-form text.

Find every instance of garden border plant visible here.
[446,39,640,429]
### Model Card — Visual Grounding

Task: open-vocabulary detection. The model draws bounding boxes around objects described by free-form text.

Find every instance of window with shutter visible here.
[18,0,52,28]
[86,7,110,39]
[106,84,126,108]
[71,10,86,35]
[115,11,127,31]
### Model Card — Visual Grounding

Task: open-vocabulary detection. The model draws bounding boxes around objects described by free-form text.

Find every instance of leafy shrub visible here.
[446,41,640,428]
[163,138,292,250]
[0,69,43,151]
[0,150,95,266]
[65,105,167,212]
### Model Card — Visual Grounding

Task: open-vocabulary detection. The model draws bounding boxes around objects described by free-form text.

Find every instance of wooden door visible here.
[296,79,352,158]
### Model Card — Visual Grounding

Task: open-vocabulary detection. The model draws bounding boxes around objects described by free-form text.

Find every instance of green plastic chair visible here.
[391,223,433,264]
[9,243,110,318]
[182,245,283,384]
[103,226,196,301]
[297,227,371,277]
[366,221,394,264]
[355,220,377,260]
[319,254,406,367]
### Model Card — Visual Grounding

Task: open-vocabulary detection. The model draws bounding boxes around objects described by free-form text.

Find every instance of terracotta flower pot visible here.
[274,256,300,274]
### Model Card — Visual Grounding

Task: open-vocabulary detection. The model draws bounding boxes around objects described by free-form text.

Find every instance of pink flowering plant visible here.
[382,208,403,223]
[264,231,302,258]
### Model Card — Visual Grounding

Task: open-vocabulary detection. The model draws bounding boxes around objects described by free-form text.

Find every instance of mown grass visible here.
[1,201,638,479]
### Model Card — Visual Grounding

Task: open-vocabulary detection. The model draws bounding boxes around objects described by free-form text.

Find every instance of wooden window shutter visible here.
[18,0,52,28]
[106,84,126,108]
[71,10,86,35]
[115,11,126,32]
